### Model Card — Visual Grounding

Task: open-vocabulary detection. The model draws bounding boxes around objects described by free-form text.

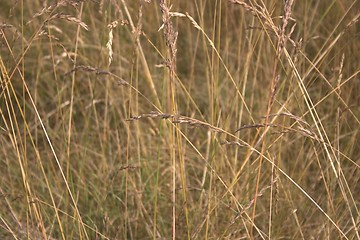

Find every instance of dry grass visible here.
[0,0,359,239]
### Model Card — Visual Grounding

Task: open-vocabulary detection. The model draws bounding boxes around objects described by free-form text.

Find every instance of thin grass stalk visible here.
[121,0,161,108]
[0,56,61,239]
[66,3,89,239]
[1,13,90,240]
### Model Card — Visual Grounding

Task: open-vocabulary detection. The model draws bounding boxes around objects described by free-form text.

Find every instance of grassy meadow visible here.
[0,0,359,239]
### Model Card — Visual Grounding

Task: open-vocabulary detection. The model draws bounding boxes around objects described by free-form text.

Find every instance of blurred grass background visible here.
[0,0,359,239]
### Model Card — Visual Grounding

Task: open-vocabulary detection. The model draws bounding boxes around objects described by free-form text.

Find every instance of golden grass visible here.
[0,0,359,239]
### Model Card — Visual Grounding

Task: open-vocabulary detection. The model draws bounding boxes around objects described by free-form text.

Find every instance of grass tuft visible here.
[0,0,359,239]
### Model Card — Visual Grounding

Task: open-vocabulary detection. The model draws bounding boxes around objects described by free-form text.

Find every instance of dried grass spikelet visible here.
[229,0,280,35]
[159,0,178,65]
[43,13,89,31]
[126,111,226,133]
[279,0,295,53]
[106,20,119,66]
[134,2,144,42]
[66,64,128,86]
[229,0,298,50]
[31,0,85,19]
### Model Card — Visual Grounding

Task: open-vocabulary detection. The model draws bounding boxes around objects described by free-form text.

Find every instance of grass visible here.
[0,0,359,239]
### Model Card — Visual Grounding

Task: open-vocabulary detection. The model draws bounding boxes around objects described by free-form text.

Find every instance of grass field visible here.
[0,0,359,239]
